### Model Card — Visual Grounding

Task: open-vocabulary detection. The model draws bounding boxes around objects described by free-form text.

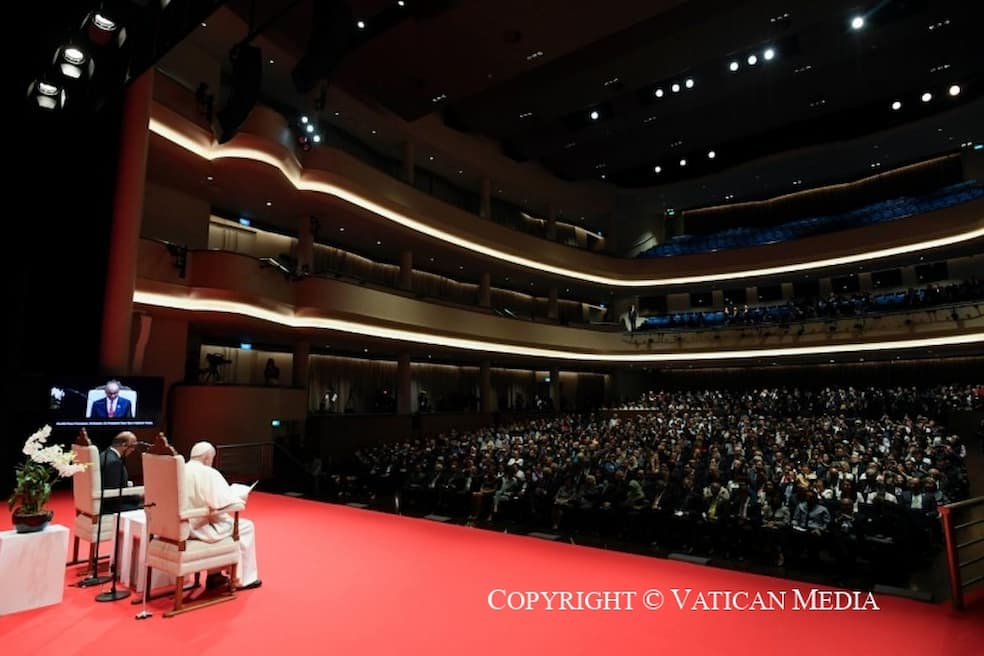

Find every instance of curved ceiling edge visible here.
[148,113,984,288]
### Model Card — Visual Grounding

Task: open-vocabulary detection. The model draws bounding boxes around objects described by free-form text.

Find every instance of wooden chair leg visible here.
[174,576,184,614]
[66,537,86,567]
[162,568,237,617]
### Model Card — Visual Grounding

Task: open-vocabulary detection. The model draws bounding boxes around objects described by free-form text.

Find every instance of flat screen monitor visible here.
[871,269,903,288]
[756,284,783,302]
[690,291,713,307]
[915,261,948,283]
[724,288,748,305]
[48,376,164,428]
[792,280,820,298]
[832,274,860,293]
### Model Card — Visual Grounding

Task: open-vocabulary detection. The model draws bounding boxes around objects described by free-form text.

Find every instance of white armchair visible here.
[69,430,144,574]
[142,434,241,617]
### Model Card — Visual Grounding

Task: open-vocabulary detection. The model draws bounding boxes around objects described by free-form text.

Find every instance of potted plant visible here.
[8,425,86,533]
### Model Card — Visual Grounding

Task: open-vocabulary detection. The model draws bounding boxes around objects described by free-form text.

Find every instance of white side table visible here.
[117,511,174,594]
[113,509,145,591]
[0,524,70,615]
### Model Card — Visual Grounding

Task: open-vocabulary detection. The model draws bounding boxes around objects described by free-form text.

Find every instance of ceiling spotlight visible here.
[763,48,775,61]
[589,110,600,120]
[398,0,406,5]
[679,158,687,167]
[63,46,87,65]
[313,134,322,143]
[891,100,902,111]
[266,201,272,207]
[851,16,864,30]
[922,92,932,102]
[685,78,694,89]
[306,124,314,133]
[747,54,758,66]
[92,13,117,31]
[356,20,366,29]
[56,45,92,80]
[671,83,681,93]
[948,84,961,96]
[729,61,739,72]
[30,79,65,110]
[84,10,124,46]
[301,115,309,124]
[654,165,662,173]
[654,88,664,98]
[707,150,716,159]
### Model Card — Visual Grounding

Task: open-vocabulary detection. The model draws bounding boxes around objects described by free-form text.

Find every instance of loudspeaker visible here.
[291,0,353,94]
[216,45,261,143]
[667,553,711,565]
[872,584,933,602]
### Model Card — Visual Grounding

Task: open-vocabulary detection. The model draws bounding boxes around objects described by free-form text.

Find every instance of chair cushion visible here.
[74,513,115,543]
[146,537,239,577]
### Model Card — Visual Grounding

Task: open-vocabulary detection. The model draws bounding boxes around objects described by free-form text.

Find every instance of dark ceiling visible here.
[228,0,984,189]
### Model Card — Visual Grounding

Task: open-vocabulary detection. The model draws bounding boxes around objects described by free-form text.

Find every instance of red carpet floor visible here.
[2,491,981,656]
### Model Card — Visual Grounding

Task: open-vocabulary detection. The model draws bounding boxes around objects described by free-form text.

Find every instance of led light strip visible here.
[134,289,984,362]
[149,117,984,288]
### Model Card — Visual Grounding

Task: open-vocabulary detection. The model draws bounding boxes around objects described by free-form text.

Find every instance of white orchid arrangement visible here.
[8,425,87,516]
[23,425,87,477]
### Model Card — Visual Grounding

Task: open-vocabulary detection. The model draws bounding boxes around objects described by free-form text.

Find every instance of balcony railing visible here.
[940,496,984,609]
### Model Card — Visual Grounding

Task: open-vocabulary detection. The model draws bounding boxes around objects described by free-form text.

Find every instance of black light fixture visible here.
[55,43,94,82]
[83,8,127,48]
[27,78,66,111]
[216,44,262,143]
[292,0,355,94]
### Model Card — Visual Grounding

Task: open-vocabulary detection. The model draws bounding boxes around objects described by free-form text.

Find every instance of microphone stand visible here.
[135,500,157,620]
[96,448,132,602]
[78,448,112,587]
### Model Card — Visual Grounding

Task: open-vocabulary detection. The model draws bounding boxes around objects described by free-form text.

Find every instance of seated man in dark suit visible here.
[100,431,143,513]
[729,482,762,559]
[91,380,133,419]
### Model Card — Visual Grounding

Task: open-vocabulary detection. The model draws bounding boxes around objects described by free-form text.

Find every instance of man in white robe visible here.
[185,442,261,590]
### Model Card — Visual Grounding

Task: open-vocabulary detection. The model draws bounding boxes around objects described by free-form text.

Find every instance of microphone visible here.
[135,441,154,449]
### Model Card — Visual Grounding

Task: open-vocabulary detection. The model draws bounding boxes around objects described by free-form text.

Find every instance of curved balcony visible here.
[136,240,984,364]
[147,100,984,290]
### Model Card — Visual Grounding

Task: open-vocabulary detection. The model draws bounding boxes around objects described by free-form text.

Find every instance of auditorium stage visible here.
[1,491,981,655]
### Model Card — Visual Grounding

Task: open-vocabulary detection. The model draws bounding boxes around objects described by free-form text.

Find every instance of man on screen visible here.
[90,380,133,419]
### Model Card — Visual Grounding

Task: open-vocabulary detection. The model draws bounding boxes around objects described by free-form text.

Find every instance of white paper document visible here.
[230,480,258,500]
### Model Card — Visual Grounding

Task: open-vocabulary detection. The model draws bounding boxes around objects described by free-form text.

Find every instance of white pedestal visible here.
[117,511,173,593]
[0,524,70,615]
